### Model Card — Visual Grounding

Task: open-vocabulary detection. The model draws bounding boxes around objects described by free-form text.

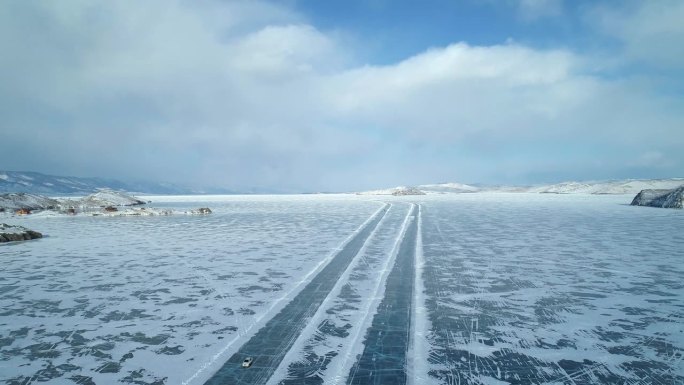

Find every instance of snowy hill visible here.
[0,170,211,195]
[357,179,684,196]
[0,190,146,212]
[68,190,148,208]
[357,186,426,196]
[527,179,684,194]
[418,182,480,193]
[0,193,62,210]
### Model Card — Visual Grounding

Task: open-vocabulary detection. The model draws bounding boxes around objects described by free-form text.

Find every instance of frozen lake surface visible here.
[1,194,682,384]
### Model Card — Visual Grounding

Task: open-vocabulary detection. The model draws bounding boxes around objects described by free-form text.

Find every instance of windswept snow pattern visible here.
[1,193,682,385]
[203,203,390,384]
[0,196,382,385]
[420,194,684,384]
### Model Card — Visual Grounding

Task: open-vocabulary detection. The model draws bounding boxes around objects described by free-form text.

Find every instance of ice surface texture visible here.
[419,194,683,384]
[268,203,416,385]
[1,193,682,385]
[0,196,381,384]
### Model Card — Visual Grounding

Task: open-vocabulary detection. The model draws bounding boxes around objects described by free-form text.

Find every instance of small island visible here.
[631,186,684,209]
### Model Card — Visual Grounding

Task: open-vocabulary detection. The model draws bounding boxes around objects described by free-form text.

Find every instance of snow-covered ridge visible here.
[0,193,61,211]
[0,190,144,211]
[1,190,213,216]
[417,182,479,193]
[65,189,147,208]
[529,179,684,194]
[357,178,684,195]
[356,186,426,196]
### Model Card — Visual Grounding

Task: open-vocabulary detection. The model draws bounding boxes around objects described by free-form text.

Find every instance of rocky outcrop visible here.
[0,223,43,242]
[0,192,61,211]
[391,187,426,196]
[631,186,684,209]
[1,190,147,213]
[76,190,147,208]
[0,190,213,217]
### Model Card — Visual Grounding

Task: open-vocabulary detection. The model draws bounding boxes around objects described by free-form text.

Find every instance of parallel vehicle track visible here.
[204,205,390,385]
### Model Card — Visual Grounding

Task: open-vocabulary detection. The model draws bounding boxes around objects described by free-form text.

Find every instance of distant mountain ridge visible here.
[526,179,684,194]
[0,171,232,195]
[358,178,684,195]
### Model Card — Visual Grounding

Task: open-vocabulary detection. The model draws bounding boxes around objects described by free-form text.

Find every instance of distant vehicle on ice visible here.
[242,357,254,368]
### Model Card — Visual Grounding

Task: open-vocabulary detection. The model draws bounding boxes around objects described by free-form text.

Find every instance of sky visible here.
[0,0,682,192]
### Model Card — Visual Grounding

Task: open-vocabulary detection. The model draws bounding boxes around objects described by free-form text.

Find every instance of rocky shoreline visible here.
[0,190,212,217]
[0,190,213,243]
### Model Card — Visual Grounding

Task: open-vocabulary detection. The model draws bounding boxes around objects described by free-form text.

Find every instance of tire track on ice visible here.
[323,203,415,385]
[409,204,431,385]
[265,203,403,385]
[347,204,418,385]
[200,203,390,385]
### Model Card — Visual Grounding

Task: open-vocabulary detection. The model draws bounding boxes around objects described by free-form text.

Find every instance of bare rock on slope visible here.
[0,223,43,243]
[631,186,684,209]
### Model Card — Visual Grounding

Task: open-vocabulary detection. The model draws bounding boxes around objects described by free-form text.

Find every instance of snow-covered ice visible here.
[0,193,682,384]
[267,203,415,385]
[418,193,684,384]
[0,195,382,384]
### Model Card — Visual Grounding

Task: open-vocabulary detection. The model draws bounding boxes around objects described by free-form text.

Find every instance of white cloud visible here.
[323,41,683,180]
[0,1,682,190]
[589,0,684,69]
[229,25,339,76]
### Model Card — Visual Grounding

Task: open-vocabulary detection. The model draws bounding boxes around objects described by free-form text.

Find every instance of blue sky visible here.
[296,0,584,60]
[0,0,682,191]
